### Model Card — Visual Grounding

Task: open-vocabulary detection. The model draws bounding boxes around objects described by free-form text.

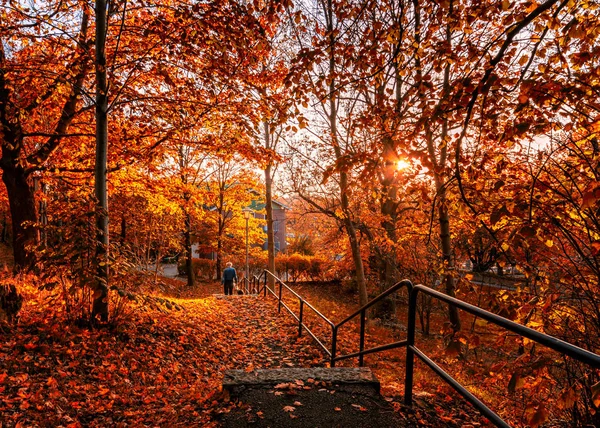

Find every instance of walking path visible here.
[186,295,483,427]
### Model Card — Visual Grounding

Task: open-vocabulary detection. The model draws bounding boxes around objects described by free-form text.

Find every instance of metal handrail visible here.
[403,284,600,427]
[240,274,262,294]
[331,279,413,367]
[255,274,600,427]
[257,270,335,357]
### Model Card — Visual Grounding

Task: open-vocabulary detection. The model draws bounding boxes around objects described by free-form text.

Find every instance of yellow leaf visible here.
[518,55,529,66]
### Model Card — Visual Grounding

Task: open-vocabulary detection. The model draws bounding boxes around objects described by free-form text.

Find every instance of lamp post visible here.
[243,208,253,289]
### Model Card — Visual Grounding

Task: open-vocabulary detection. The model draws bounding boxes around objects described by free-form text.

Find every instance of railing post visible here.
[359,309,366,367]
[331,326,337,367]
[278,281,283,313]
[263,272,267,297]
[404,287,418,406]
[298,300,304,337]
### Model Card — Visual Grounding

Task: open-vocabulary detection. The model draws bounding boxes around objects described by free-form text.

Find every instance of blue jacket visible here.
[222,267,238,283]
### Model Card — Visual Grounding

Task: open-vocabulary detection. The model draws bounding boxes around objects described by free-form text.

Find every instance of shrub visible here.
[275,253,327,282]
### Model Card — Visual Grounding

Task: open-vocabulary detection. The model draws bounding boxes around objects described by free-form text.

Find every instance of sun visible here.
[396,159,411,170]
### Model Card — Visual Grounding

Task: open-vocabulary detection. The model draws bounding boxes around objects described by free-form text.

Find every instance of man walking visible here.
[221,262,238,295]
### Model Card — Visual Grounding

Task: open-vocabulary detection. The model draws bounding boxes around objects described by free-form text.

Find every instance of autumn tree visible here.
[0,1,92,270]
[200,157,261,279]
[284,0,376,306]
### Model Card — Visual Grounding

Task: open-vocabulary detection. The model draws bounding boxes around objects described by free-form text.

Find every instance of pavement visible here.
[160,263,181,279]
[220,368,415,428]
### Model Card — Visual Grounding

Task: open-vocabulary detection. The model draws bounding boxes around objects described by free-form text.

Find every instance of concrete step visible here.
[224,367,380,395]
[220,367,409,427]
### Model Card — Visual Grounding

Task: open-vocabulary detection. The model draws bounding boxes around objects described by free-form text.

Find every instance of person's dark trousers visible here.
[224,280,234,295]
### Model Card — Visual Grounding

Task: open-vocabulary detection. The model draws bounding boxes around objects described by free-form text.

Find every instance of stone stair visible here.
[220,367,410,427]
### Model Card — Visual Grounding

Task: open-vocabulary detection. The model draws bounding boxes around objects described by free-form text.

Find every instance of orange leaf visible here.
[283,405,295,412]
[444,340,461,357]
[528,404,549,428]
[557,387,579,410]
[508,373,524,393]
[592,381,600,408]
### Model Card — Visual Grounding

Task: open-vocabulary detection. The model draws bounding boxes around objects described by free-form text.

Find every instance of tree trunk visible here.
[438,190,461,331]
[1,214,6,244]
[216,232,222,281]
[184,210,195,287]
[92,0,109,323]
[1,165,37,270]
[323,0,368,307]
[216,191,225,280]
[345,217,369,307]
[120,215,126,247]
[438,8,460,332]
[264,121,276,290]
[375,136,399,317]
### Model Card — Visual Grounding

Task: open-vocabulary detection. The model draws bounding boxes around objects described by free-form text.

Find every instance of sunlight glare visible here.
[396,159,410,170]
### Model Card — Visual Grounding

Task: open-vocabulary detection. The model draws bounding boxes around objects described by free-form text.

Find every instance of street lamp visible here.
[243,207,253,291]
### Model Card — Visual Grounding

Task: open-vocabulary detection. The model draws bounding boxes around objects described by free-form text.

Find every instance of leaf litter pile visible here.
[1,283,490,427]
[0,289,324,427]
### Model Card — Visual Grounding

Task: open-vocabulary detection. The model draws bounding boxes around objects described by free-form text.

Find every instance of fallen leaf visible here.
[351,403,367,411]
[283,405,295,412]
[592,381,600,407]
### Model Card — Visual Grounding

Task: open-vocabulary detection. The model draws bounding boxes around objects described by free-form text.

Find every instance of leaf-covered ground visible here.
[1,279,491,427]
[1,287,326,427]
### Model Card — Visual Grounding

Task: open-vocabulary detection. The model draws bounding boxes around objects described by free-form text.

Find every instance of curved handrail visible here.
[254,273,600,427]
[331,279,413,366]
[258,269,335,357]
[336,279,413,328]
